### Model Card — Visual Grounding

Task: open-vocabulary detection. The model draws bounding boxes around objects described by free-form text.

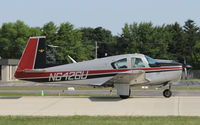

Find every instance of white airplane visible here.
[15,36,184,99]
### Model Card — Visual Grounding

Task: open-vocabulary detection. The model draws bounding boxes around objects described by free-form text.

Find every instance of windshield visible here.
[145,55,157,65]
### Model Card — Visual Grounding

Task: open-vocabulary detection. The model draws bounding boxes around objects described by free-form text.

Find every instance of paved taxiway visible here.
[1,90,200,97]
[0,96,200,116]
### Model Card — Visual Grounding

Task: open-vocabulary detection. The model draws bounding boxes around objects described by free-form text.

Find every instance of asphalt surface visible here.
[0,81,200,116]
[0,81,200,97]
[0,96,200,116]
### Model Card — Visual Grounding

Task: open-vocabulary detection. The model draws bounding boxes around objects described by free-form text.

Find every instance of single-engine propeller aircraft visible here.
[15,36,186,99]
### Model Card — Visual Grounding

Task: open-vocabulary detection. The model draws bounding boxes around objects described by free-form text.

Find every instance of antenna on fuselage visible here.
[48,45,59,48]
[95,41,98,59]
[68,55,77,63]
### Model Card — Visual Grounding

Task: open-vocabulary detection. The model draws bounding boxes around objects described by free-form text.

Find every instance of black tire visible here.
[163,89,172,98]
[120,95,130,99]
[120,89,131,99]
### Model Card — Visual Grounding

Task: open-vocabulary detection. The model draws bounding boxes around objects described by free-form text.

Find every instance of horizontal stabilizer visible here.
[23,69,46,73]
[15,36,46,79]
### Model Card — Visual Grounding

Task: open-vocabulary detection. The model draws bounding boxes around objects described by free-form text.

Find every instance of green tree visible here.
[42,21,58,45]
[183,19,199,65]
[0,23,15,58]
[118,22,169,59]
[116,23,138,54]
[55,22,90,62]
[1,20,200,68]
[150,25,169,59]
[166,22,185,62]
[41,22,60,64]
[0,20,30,58]
[80,27,114,58]
[29,27,42,36]
[192,41,200,68]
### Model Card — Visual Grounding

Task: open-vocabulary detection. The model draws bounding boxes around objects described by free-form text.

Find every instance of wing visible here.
[103,70,150,86]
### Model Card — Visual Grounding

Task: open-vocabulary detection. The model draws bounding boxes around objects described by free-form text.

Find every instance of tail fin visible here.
[15,36,46,78]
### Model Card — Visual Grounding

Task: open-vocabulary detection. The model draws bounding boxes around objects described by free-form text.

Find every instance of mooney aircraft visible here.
[15,36,184,99]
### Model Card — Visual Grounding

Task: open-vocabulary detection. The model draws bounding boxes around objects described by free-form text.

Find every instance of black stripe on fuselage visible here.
[20,73,117,82]
[20,68,182,82]
[145,69,182,73]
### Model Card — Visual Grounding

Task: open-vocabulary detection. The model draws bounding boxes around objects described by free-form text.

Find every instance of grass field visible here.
[0,85,200,90]
[0,116,200,125]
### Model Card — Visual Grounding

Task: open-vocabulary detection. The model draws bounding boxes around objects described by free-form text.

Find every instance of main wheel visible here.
[163,89,172,98]
[120,95,130,99]
[120,89,131,99]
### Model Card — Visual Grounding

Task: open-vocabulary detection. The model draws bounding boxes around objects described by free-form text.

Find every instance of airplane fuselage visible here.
[15,54,182,86]
[14,36,183,98]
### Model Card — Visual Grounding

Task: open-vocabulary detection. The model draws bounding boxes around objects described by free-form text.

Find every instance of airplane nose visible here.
[182,63,192,70]
[186,64,192,70]
[182,63,192,79]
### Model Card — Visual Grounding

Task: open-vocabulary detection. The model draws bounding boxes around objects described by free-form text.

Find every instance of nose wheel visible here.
[163,83,172,98]
[163,89,172,98]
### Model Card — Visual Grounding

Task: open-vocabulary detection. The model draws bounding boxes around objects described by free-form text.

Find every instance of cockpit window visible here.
[145,55,156,65]
[111,58,127,69]
[131,58,145,68]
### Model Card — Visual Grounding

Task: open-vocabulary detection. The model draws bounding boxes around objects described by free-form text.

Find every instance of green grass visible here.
[0,93,49,96]
[0,116,200,125]
[0,86,200,97]
[171,87,200,90]
[1,85,200,91]
[0,86,113,90]
[181,79,200,81]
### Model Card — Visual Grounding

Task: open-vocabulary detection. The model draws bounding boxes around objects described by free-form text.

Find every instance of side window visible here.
[131,58,145,68]
[111,58,127,69]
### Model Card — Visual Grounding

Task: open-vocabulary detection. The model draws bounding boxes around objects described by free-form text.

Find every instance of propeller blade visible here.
[184,67,187,79]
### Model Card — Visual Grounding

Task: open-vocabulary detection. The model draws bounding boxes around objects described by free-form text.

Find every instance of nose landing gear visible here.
[163,83,172,98]
[163,89,172,98]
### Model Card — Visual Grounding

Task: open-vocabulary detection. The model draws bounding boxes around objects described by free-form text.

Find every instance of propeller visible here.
[183,58,192,79]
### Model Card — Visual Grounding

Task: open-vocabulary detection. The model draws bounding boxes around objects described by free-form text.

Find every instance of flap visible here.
[105,70,150,85]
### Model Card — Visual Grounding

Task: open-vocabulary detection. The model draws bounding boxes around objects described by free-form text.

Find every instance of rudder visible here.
[15,36,46,78]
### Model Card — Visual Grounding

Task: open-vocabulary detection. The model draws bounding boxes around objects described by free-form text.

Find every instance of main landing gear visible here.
[115,84,131,99]
[120,89,131,99]
[163,83,172,98]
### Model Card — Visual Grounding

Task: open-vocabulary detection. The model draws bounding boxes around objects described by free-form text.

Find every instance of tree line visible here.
[0,20,200,68]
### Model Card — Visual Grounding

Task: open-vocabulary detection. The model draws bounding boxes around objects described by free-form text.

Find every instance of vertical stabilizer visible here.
[15,36,46,78]
[17,37,39,71]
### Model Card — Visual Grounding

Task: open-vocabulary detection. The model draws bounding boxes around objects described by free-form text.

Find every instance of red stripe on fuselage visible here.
[15,66,182,79]
[88,66,182,74]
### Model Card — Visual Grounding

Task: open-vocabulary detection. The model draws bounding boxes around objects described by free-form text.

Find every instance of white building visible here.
[0,59,19,82]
